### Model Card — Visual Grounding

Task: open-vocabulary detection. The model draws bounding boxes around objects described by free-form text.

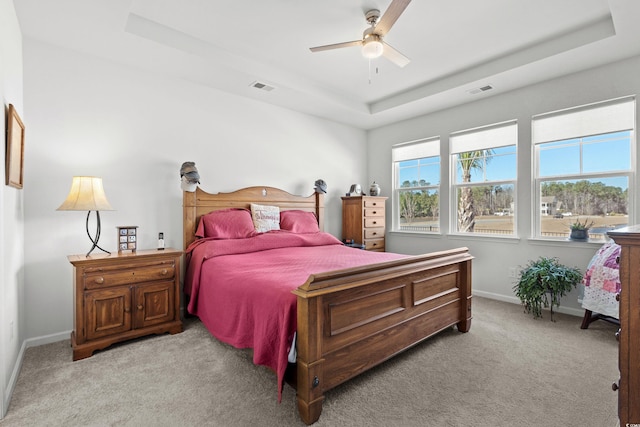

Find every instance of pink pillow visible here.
[280,210,320,234]
[195,209,257,239]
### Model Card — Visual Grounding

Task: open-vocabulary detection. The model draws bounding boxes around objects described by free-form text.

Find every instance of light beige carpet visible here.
[0,297,619,427]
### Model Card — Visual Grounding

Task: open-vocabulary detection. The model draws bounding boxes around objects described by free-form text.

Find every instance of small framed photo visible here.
[5,104,25,189]
[116,226,138,253]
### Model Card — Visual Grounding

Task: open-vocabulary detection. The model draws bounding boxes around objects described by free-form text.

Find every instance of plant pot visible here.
[569,229,589,241]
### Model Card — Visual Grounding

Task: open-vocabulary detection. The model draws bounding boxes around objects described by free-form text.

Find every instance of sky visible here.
[398,130,631,191]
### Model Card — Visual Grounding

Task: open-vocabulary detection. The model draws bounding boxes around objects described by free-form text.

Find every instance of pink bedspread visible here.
[184,231,406,400]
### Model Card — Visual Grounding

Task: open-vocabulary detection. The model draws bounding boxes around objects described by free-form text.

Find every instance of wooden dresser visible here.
[68,248,183,361]
[607,226,640,426]
[341,196,387,252]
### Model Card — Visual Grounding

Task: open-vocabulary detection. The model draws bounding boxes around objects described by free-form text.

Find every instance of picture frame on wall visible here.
[5,104,25,189]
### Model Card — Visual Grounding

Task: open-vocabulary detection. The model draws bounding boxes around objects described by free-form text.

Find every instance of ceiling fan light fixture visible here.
[362,36,383,59]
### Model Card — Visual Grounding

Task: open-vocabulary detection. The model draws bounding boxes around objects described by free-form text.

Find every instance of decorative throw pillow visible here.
[251,203,280,233]
[280,210,319,234]
[195,208,256,239]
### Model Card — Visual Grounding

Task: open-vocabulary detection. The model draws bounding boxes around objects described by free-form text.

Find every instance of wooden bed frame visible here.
[183,186,473,424]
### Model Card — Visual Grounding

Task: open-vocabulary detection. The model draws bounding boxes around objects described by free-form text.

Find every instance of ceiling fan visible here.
[309,0,412,68]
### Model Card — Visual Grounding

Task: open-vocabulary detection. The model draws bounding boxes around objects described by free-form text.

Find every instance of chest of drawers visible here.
[341,196,387,252]
[607,226,640,425]
[68,248,183,360]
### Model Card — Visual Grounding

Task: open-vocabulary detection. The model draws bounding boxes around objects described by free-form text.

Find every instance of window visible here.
[392,137,440,233]
[450,121,517,235]
[533,96,635,241]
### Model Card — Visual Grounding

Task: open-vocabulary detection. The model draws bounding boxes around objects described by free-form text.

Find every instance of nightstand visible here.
[68,248,183,361]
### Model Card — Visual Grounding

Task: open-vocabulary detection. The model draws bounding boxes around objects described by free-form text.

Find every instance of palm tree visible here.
[457,150,492,232]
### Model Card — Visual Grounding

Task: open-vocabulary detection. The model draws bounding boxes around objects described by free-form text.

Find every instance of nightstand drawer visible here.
[84,264,175,290]
[364,217,384,228]
[364,207,385,217]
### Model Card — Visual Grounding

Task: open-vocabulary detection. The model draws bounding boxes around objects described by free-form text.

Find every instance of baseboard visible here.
[472,290,584,318]
[2,330,70,419]
[24,330,71,348]
[3,339,27,420]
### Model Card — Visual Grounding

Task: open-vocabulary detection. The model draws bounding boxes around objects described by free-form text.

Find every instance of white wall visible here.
[21,39,367,341]
[0,0,25,419]
[368,54,640,315]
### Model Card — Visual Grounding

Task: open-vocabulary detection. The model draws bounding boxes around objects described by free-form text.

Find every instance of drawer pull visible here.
[372,221,377,225]
[124,307,130,313]
[137,304,143,311]
[94,276,104,284]
[372,211,377,215]
[161,269,168,275]
[372,202,377,206]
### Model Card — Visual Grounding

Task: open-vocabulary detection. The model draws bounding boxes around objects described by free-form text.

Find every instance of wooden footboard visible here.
[292,247,473,425]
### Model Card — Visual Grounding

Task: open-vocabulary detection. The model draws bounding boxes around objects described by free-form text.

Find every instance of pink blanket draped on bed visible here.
[184,231,406,400]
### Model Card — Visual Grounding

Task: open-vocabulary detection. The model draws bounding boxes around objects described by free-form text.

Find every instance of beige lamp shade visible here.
[57,176,114,211]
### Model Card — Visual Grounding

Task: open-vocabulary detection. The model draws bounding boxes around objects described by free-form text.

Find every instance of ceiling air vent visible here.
[250,81,275,92]
[467,84,493,95]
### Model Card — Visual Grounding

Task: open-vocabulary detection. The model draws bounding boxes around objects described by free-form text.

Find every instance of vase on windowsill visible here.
[568,217,594,241]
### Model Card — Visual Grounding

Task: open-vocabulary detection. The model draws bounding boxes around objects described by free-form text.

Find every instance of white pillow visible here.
[250,203,280,233]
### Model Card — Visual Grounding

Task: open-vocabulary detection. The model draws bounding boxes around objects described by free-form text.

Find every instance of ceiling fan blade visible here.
[310,40,362,52]
[374,0,412,36]
[382,41,410,67]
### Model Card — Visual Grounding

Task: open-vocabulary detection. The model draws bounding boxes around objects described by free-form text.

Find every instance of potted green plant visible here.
[568,217,595,241]
[513,257,582,321]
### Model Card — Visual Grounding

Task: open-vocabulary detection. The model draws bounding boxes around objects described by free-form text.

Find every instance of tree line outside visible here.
[399,175,627,234]
[541,180,628,216]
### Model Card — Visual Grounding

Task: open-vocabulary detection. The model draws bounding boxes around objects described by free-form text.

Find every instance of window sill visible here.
[527,237,608,247]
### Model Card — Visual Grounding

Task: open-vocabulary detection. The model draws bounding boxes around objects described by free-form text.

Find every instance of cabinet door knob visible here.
[615,293,620,302]
[612,381,619,391]
[124,307,130,313]
[615,329,621,341]
[137,304,143,311]
[94,276,104,284]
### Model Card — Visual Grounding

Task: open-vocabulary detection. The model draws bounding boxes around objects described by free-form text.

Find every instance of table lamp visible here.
[57,176,114,256]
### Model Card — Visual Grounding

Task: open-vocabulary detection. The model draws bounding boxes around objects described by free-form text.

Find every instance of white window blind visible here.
[532,96,635,145]
[450,121,517,154]
[392,137,439,162]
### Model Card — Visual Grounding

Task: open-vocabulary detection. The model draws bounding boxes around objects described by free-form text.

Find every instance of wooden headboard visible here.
[183,186,325,250]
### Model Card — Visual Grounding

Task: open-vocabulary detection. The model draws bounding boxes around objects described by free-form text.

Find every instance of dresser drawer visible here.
[364,217,384,228]
[364,199,384,208]
[364,207,385,217]
[365,228,385,239]
[84,263,175,290]
[364,239,385,251]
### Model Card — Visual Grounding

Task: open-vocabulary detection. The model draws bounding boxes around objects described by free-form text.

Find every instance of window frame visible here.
[449,120,518,237]
[531,96,636,240]
[392,137,441,234]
